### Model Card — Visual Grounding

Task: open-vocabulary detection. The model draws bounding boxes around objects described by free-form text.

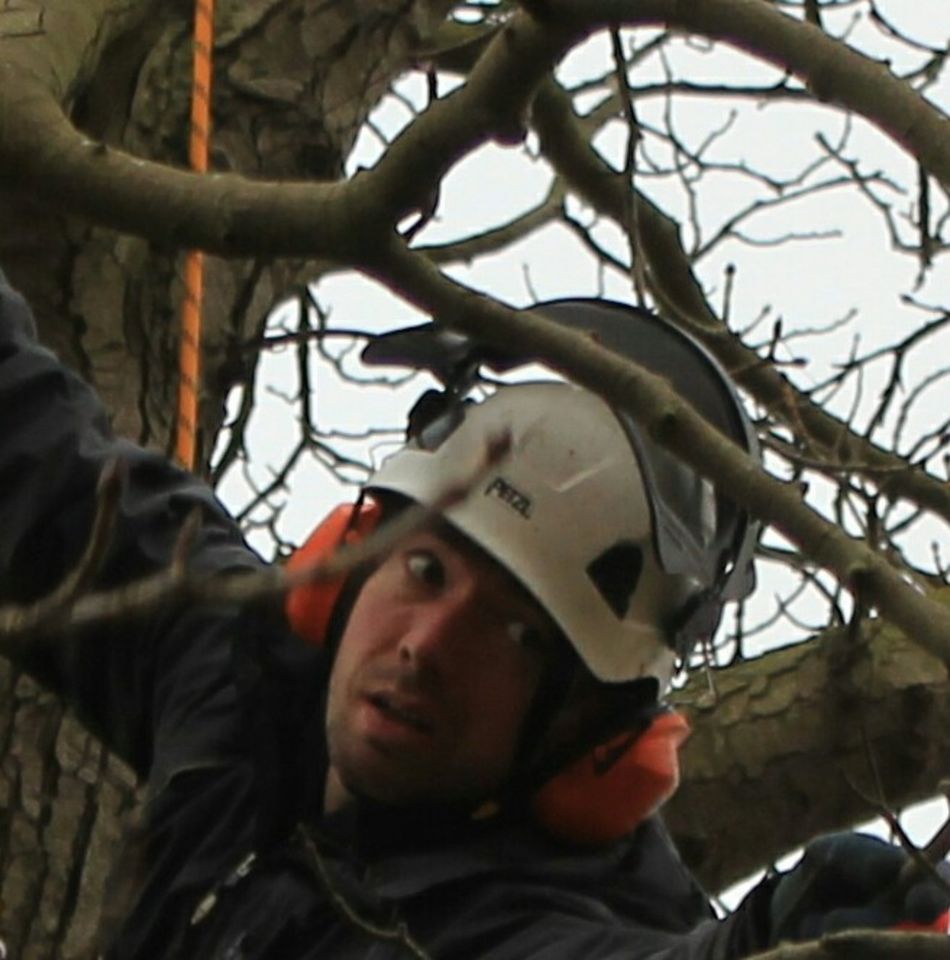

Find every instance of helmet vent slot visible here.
[587,543,642,619]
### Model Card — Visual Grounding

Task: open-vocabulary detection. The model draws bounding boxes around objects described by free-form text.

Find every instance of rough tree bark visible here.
[0,1,452,955]
[670,598,950,892]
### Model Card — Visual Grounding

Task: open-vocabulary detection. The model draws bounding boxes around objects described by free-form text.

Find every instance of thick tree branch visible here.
[539,0,950,187]
[2,0,947,257]
[0,11,570,257]
[669,603,950,890]
[366,239,950,665]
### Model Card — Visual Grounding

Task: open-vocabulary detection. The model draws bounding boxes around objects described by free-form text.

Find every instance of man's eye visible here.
[405,550,446,589]
[506,621,545,652]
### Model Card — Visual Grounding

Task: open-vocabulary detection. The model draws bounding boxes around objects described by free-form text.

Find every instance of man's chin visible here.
[334,757,485,810]
[344,768,446,807]
[327,730,499,812]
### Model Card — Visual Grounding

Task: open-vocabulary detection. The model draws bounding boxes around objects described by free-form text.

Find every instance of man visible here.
[0,271,946,958]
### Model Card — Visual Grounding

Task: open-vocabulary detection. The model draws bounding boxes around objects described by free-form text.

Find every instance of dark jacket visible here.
[0,273,771,959]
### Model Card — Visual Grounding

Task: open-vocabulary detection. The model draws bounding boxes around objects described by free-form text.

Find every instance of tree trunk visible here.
[0,1,452,955]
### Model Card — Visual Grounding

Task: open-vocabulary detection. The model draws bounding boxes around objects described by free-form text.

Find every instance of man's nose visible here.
[398,589,478,670]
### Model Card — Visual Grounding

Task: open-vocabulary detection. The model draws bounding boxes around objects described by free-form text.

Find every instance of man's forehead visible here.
[416,518,549,620]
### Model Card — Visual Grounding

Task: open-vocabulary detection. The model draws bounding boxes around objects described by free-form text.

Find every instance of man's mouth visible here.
[367,693,433,734]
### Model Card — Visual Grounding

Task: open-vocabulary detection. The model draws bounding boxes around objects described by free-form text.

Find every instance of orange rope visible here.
[175,0,215,470]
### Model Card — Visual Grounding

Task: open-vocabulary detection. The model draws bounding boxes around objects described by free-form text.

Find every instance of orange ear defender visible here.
[531,710,690,846]
[284,499,382,647]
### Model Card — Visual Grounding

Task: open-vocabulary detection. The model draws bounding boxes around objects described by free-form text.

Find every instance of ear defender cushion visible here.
[284,500,382,646]
[531,711,690,846]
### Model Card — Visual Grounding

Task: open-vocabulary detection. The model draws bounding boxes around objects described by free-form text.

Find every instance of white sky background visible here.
[212,1,950,893]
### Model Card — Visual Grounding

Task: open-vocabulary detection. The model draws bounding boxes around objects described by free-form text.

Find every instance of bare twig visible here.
[804,0,823,30]
[845,756,950,900]
[39,459,123,606]
[609,26,646,303]
[918,163,934,278]
[0,432,511,650]
[531,77,950,523]
[369,238,950,666]
[895,781,950,894]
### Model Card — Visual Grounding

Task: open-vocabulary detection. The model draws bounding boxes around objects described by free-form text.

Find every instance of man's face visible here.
[324,526,556,812]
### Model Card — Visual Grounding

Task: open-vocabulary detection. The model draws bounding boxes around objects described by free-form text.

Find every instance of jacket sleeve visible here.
[400,815,775,960]
[411,878,774,960]
[0,269,264,781]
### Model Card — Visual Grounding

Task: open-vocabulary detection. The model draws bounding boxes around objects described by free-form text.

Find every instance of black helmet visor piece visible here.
[531,300,760,605]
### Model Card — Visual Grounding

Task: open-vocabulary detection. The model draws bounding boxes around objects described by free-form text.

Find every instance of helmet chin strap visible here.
[508,643,581,793]
[500,660,662,813]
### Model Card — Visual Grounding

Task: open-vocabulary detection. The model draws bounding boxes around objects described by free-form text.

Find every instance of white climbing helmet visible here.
[363,299,760,690]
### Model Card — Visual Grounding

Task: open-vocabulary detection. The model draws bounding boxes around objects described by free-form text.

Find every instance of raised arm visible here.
[0,269,263,778]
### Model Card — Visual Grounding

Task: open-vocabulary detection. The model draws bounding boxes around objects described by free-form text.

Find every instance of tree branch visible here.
[539,0,950,187]
[669,601,950,889]
[365,238,950,666]
[2,0,946,258]
[0,432,510,651]
[530,79,950,525]
[746,930,950,960]
[10,2,945,529]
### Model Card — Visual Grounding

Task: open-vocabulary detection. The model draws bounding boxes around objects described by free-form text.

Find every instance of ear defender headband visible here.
[284,499,382,647]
